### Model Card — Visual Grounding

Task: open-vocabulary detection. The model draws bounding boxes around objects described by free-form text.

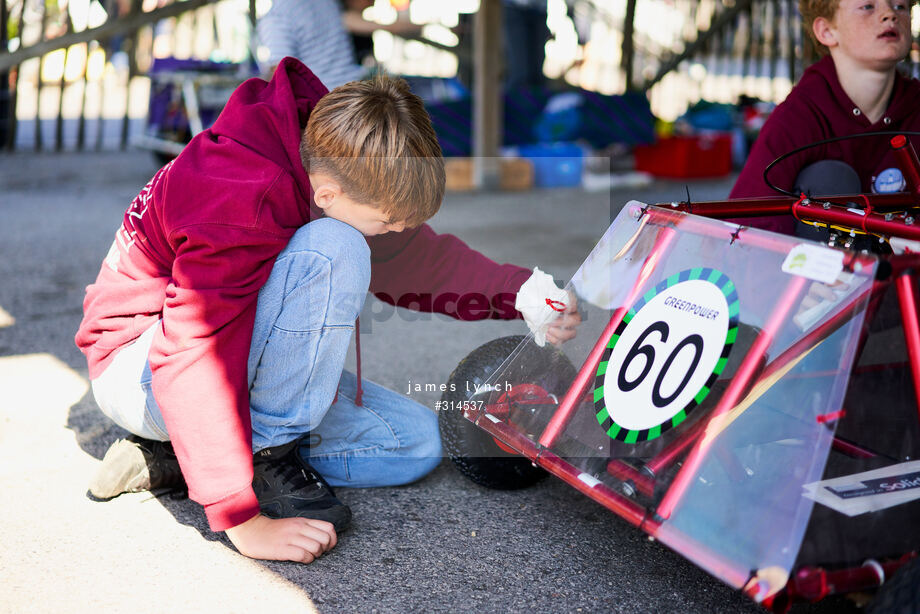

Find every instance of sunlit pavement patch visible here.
[0,305,14,328]
[0,353,88,431]
[0,353,89,476]
[0,352,320,612]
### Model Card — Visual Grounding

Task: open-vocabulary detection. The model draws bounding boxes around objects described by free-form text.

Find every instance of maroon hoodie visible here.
[76,58,530,531]
[730,55,920,235]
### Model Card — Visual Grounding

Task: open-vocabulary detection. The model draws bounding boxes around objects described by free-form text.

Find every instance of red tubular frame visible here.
[892,134,920,195]
[537,450,648,527]
[466,408,650,526]
[896,272,920,419]
[538,224,678,448]
[655,274,810,520]
[646,408,711,475]
[672,195,920,240]
[831,432,878,460]
[773,555,917,610]
[759,285,874,384]
[639,279,877,484]
[466,134,920,606]
[793,198,920,239]
[674,192,920,219]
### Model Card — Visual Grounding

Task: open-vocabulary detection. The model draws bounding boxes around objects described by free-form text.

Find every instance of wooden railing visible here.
[0,0,251,151]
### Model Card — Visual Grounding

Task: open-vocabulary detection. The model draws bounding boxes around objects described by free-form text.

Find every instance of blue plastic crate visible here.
[517,143,584,187]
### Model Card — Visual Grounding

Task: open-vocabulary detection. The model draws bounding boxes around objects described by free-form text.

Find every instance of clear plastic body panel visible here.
[793,278,920,577]
[469,204,880,599]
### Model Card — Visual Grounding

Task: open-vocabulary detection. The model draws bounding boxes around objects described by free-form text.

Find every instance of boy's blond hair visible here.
[302,75,445,228]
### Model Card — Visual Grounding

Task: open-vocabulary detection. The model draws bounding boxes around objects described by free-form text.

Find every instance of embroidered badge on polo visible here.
[873,167,905,194]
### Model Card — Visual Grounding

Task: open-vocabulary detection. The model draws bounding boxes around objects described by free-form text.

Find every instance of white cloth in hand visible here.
[515,267,569,346]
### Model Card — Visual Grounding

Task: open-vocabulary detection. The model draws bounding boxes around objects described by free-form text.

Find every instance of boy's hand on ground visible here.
[545,294,582,346]
[225,513,337,563]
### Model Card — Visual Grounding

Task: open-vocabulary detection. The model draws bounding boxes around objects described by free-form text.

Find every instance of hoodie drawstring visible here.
[354,317,364,406]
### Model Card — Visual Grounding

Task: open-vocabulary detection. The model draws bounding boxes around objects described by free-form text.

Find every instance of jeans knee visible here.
[280,218,371,323]
[373,404,442,484]
[401,407,442,467]
[287,217,371,297]
[389,429,442,485]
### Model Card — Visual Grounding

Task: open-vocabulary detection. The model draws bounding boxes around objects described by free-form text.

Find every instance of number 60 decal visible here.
[595,268,739,443]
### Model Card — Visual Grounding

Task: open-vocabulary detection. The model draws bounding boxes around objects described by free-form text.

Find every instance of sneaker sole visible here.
[88,439,152,500]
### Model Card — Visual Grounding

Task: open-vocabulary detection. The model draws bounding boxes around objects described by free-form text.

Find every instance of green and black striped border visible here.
[594,268,739,443]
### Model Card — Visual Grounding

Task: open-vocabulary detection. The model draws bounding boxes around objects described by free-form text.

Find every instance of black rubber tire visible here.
[866,557,920,614]
[438,335,576,490]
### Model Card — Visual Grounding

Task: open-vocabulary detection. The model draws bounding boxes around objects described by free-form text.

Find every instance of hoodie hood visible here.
[207,57,328,206]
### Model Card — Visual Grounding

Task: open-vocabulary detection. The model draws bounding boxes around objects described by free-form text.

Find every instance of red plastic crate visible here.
[634,134,733,178]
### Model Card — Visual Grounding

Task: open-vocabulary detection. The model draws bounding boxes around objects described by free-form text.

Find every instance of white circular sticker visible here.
[595,269,738,443]
[873,167,905,194]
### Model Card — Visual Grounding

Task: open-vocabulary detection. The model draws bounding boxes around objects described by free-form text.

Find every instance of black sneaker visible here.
[88,435,186,500]
[252,439,352,532]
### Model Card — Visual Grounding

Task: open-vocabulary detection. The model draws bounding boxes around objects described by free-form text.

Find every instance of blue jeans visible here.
[91,217,442,488]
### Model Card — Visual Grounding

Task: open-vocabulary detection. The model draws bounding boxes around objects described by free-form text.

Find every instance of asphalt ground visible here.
[0,152,858,613]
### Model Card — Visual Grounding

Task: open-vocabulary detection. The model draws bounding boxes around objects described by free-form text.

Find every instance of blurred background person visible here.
[256,0,363,88]
[256,0,421,89]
